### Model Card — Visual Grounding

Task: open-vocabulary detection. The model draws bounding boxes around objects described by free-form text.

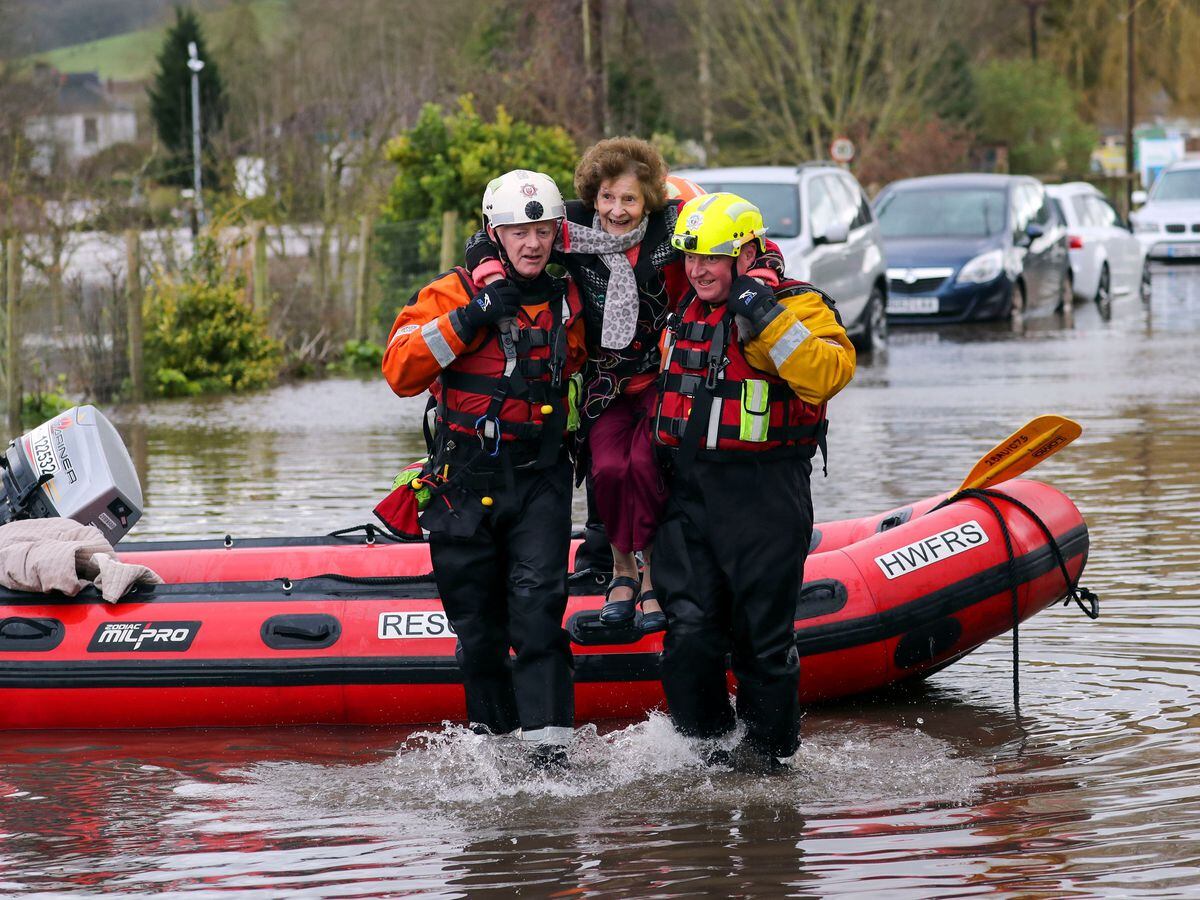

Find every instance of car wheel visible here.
[1094,264,1113,320]
[1059,270,1075,326]
[1010,280,1026,318]
[1055,269,1073,312]
[855,285,887,353]
[1139,262,1152,304]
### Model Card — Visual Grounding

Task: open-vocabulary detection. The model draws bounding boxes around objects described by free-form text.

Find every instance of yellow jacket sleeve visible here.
[742,290,856,405]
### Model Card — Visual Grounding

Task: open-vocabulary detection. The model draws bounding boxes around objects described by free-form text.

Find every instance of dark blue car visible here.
[873,174,1071,323]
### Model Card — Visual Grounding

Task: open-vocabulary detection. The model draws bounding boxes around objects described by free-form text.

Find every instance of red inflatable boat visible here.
[0,479,1091,730]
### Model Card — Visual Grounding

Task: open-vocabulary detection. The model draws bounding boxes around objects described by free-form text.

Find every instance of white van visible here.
[672,164,889,351]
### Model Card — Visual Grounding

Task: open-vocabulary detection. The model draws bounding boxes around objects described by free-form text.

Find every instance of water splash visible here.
[173,713,985,834]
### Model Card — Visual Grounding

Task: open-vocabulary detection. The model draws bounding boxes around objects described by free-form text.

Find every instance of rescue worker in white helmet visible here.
[652,192,856,771]
[382,170,587,768]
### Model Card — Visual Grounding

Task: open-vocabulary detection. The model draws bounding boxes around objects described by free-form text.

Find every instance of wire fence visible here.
[0,214,451,419]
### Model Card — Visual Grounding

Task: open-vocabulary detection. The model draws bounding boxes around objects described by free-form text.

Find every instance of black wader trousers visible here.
[572,473,613,577]
[653,454,813,758]
[428,454,575,742]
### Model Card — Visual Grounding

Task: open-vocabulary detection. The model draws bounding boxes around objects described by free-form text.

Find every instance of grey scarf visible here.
[560,213,649,349]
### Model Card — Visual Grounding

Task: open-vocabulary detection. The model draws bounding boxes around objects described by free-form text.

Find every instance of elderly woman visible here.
[467,138,780,632]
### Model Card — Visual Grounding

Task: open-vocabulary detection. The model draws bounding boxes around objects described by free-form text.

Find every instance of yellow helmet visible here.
[671,192,768,257]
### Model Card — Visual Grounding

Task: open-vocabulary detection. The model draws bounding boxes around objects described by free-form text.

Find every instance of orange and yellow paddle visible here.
[956,415,1083,493]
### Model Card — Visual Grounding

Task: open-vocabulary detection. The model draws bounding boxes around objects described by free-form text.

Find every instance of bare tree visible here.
[1042,0,1200,128]
[205,0,482,348]
[702,0,980,163]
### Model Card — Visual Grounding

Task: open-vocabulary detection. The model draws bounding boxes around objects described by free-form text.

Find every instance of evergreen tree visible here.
[147,7,226,187]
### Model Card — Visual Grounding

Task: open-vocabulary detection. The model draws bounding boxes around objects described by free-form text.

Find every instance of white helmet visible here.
[482,169,566,228]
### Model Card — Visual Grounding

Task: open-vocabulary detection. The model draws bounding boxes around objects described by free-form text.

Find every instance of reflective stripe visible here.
[768,321,811,370]
[705,372,723,449]
[520,725,573,745]
[421,319,457,367]
[740,379,770,442]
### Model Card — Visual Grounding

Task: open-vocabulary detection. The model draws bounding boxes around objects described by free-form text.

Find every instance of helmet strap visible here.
[485,222,515,277]
[487,220,560,287]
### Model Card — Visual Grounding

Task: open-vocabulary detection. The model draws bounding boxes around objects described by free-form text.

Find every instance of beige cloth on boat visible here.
[0,519,162,603]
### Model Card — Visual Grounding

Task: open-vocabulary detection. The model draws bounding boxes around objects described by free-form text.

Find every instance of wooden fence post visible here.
[353,214,373,341]
[125,230,144,403]
[49,231,65,333]
[252,222,269,313]
[439,210,459,272]
[5,236,21,436]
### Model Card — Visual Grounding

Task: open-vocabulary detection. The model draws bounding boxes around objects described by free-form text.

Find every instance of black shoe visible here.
[729,741,790,775]
[529,744,569,771]
[598,576,640,625]
[638,590,666,634]
[704,747,735,768]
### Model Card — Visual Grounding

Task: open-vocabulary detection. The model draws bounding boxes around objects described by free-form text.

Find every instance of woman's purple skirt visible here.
[588,388,668,554]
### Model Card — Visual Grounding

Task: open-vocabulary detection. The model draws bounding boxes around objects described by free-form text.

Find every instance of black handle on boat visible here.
[260,614,342,650]
[270,623,333,641]
[0,616,55,639]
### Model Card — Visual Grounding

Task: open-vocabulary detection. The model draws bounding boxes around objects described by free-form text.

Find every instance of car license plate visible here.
[887,297,939,314]
[1166,244,1200,258]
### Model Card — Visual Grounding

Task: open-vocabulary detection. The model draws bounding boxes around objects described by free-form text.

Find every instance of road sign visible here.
[830,137,855,164]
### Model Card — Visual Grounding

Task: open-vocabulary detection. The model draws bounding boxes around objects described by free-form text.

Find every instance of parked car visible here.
[1046,182,1149,318]
[1129,159,1200,261]
[872,173,1071,324]
[671,164,889,351]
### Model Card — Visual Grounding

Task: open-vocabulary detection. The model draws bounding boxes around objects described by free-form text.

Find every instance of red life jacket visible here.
[654,280,826,466]
[435,269,583,456]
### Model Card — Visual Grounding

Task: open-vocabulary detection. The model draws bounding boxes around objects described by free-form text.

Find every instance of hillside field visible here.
[36,0,288,81]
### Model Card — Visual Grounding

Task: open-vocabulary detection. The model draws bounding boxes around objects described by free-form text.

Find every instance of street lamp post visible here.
[186,40,205,229]
[1125,0,1136,211]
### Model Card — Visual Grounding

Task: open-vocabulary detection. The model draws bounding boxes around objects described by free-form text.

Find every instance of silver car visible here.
[1047,182,1149,318]
[672,164,889,351]
[1130,159,1200,261]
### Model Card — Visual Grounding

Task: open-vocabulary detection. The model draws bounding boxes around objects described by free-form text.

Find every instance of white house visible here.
[25,71,138,174]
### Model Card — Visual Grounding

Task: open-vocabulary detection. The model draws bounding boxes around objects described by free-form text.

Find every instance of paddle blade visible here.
[957,415,1082,492]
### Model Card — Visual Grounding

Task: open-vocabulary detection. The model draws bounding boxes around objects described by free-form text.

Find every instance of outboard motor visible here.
[0,405,143,545]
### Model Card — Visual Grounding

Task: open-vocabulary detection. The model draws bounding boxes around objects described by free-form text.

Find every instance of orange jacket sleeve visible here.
[382,271,481,397]
[383,272,587,397]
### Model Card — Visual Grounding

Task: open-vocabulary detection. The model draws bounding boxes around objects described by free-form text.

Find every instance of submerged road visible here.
[2,266,1198,895]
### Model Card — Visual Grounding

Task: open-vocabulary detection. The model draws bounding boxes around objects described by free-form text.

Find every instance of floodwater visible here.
[3,267,1199,896]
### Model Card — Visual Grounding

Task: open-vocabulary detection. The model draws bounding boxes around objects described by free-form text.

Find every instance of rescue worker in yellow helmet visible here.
[652,192,855,770]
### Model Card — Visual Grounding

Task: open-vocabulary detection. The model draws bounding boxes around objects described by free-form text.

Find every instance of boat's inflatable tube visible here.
[0,479,1088,730]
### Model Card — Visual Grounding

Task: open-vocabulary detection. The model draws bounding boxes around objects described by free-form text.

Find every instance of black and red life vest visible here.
[435,269,583,454]
[654,280,826,466]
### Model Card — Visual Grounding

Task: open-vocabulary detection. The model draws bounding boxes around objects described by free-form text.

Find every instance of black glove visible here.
[728,275,780,335]
[465,230,501,274]
[456,279,521,339]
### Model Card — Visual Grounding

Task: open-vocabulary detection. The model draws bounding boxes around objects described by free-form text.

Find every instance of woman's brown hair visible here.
[574,137,668,213]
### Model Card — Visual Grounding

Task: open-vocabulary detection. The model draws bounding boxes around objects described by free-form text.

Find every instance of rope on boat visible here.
[932,487,1101,715]
[326,523,413,544]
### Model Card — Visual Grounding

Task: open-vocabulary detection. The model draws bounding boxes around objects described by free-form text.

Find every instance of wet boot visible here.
[529,743,570,772]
